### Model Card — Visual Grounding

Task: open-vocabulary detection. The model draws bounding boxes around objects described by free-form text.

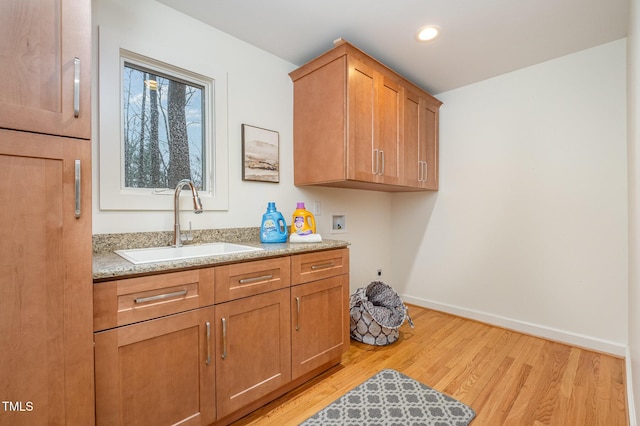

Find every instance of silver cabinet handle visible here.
[134,289,187,304]
[239,274,273,284]
[74,160,81,218]
[295,296,301,331]
[311,262,335,270]
[380,150,385,175]
[424,161,428,182]
[372,149,379,174]
[73,57,80,118]
[419,161,428,182]
[221,317,227,360]
[205,322,211,365]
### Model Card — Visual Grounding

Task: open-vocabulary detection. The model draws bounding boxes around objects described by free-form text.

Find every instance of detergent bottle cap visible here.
[296,202,305,209]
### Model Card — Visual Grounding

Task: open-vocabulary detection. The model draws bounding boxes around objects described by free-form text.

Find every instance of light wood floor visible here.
[231,304,628,426]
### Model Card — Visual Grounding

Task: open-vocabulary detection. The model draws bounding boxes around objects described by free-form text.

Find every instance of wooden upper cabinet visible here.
[375,75,402,186]
[0,0,91,139]
[346,58,375,183]
[404,90,440,189]
[420,98,440,190]
[346,58,401,186]
[290,39,441,192]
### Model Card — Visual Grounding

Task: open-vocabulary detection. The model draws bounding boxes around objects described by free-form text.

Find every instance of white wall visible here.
[91,0,393,289]
[628,0,639,422]
[392,39,629,355]
[93,0,630,356]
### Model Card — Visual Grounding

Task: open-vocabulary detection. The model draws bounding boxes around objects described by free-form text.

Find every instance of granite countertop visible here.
[93,228,349,282]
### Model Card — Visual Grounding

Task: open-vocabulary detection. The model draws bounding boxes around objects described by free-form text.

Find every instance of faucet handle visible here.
[180,221,195,244]
[180,233,195,243]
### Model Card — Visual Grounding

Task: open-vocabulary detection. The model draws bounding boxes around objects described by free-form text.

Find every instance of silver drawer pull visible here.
[205,322,211,366]
[134,289,187,304]
[221,318,227,360]
[311,262,335,270]
[372,149,379,174]
[239,274,273,284]
[74,160,81,218]
[295,296,301,331]
[73,57,80,118]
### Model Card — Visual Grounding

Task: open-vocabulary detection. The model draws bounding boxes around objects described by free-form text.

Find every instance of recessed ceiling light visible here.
[415,25,440,42]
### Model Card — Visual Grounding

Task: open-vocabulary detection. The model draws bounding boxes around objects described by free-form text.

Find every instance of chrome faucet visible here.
[173,179,203,247]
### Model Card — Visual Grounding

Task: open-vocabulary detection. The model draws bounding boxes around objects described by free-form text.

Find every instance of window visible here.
[122,61,206,190]
[98,26,228,211]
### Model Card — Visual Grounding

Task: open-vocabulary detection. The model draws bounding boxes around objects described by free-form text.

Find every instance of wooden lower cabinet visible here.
[93,249,349,425]
[94,307,216,426]
[291,274,350,380]
[0,129,93,426]
[214,289,291,421]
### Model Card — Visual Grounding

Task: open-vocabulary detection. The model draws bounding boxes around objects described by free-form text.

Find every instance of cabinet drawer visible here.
[214,257,290,303]
[94,269,214,331]
[291,248,349,285]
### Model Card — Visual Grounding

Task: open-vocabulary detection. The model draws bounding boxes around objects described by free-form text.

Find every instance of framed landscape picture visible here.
[242,124,280,183]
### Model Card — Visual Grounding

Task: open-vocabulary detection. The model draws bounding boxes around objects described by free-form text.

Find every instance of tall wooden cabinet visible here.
[290,39,442,192]
[0,1,93,425]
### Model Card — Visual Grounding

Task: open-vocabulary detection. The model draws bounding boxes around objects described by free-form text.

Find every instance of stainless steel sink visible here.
[115,242,263,264]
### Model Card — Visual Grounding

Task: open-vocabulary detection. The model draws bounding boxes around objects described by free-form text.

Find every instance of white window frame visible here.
[98,26,229,211]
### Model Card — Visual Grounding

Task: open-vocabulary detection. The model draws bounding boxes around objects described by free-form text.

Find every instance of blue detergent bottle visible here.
[260,202,288,243]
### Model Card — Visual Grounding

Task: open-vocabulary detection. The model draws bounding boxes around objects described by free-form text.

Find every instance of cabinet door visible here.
[292,56,347,186]
[376,75,402,185]
[94,307,216,426]
[215,289,291,420]
[0,0,91,139]
[0,129,93,426]
[347,57,376,182]
[420,98,439,190]
[403,90,439,190]
[347,58,401,185]
[291,275,349,380]
[403,90,421,187]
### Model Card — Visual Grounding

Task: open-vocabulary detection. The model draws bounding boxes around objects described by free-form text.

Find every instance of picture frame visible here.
[242,124,280,183]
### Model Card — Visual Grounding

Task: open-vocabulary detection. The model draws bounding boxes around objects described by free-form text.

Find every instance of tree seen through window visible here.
[123,62,205,190]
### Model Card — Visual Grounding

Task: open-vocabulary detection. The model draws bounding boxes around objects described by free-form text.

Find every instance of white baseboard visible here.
[401,294,627,357]
[628,347,638,426]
